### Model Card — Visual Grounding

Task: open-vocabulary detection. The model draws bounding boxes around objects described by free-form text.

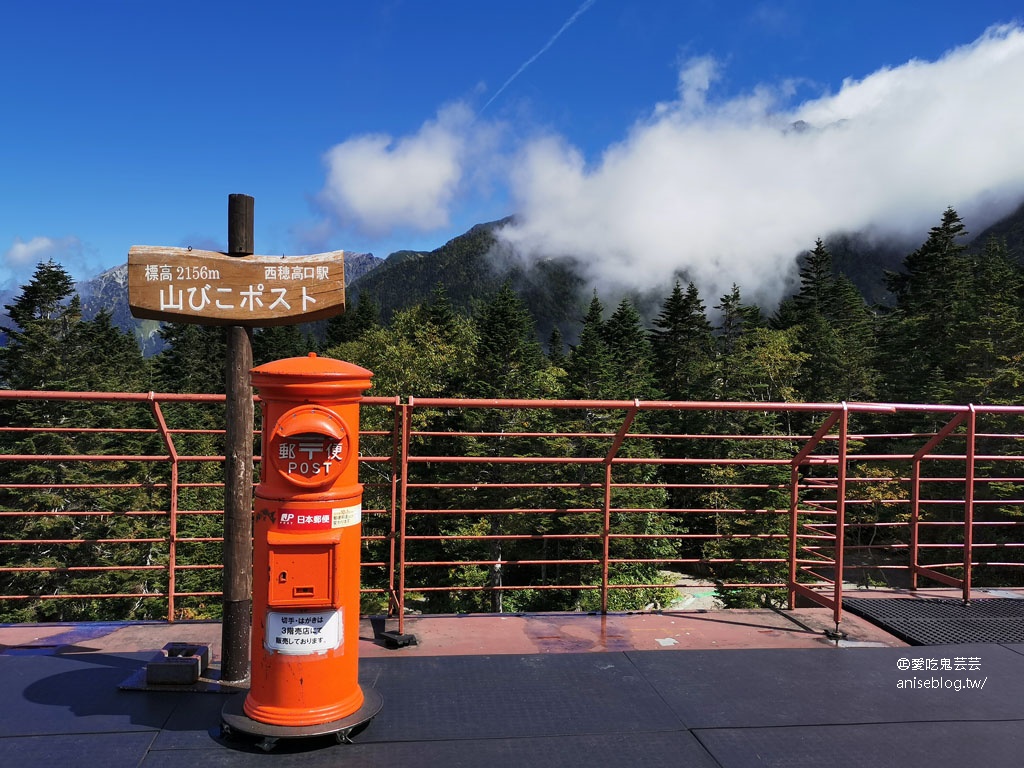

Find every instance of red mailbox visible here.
[237,352,380,739]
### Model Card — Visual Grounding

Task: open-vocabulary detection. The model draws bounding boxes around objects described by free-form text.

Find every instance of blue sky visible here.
[3,1,1024,304]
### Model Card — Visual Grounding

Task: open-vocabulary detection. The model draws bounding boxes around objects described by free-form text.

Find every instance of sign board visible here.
[127,245,346,326]
[264,608,343,655]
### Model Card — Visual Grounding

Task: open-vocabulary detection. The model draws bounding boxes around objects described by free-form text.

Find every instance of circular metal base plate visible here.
[221,688,382,746]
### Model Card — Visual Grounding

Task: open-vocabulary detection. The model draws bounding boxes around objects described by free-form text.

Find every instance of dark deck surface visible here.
[1,607,1022,767]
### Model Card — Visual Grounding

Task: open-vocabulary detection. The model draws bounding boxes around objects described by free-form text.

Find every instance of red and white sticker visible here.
[331,504,361,528]
[277,509,333,531]
[277,504,361,530]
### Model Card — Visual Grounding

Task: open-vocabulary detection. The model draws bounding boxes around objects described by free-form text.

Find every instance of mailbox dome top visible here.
[252,353,372,387]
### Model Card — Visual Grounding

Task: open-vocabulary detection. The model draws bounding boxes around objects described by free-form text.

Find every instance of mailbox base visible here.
[221,688,382,751]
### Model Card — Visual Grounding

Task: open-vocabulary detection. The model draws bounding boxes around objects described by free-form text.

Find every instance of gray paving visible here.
[0,639,1021,767]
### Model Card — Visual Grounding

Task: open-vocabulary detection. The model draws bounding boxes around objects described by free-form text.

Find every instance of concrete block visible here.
[146,655,201,685]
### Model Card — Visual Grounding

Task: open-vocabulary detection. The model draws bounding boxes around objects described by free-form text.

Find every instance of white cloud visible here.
[320,102,500,236]
[2,235,83,287]
[498,23,1024,306]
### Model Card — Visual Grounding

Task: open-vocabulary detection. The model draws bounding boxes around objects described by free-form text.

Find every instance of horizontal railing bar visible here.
[1,539,166,545]
[407,397,903,412]
[0,390,226,402]
[3,390,1024,624]
[0,566,165,573]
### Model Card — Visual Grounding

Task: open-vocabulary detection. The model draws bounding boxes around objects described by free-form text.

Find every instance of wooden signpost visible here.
[128,195,347,683]
[127,247,346,326]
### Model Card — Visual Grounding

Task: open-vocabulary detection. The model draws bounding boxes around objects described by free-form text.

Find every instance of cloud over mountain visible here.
[319,24,1024,306]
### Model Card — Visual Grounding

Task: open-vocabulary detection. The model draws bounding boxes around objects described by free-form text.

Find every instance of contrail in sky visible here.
[481,0,597,113]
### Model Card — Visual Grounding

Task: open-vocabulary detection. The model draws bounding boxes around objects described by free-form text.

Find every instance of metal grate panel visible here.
[843,598,1024,645]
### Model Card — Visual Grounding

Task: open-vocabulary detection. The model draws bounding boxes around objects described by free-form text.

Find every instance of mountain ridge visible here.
[4,200,1024,354]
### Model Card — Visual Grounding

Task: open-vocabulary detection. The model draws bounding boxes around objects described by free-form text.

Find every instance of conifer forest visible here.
[2,207,1024,622]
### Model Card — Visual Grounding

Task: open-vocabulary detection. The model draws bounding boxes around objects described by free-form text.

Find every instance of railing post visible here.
[788,464,800,610]
[964,405,977,603]
[832,403,849,627]
[598,405,638,618]
[149,397,179,622]
[387,396,402,619]
[601,461,613,614]
[909,455,921,591]
[397,398,413,634]
[787,407,842,610]
[601,402,639,614]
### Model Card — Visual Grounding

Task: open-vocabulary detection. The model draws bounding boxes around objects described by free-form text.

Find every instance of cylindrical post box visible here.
[243,353,373,727]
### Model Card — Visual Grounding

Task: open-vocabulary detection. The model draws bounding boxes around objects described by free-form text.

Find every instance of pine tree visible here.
[948,237,1024,403]
[602,297,656,400]
[700,285,805,605]
[0,260,84,391]
[714,284,764,399]
[879,207,969,403]
[546,292,670,609]
[828,274,878,401]
[153,323,227,394]
[253,324,314,366]
[325,292,380,347]
[774,240,877,403]
[547,326,566,369]
[76,309,150,392]
[0,262,163,621]
[647,281,717,553]
[418,283,459,333]
[886,207,967,315]
[566,293,614,400]
[650,281,715,401]
[470,282,550,400]
[794,239,834,315]
[149,320,231,616]
[465,284,556,611]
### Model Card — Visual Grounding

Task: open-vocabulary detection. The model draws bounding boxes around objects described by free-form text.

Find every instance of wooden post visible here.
[125,193,347,683]
[227,194,254,256]
[221,193,255,682]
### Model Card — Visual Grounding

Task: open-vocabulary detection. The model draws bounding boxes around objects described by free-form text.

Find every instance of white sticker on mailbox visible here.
[332,504,361,528]
[265,609,342,655]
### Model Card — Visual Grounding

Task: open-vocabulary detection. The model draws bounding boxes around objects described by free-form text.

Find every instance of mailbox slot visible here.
[267,529,342,608]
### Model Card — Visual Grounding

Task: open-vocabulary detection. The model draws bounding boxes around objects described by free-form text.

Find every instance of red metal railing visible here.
[2,390,1023,629]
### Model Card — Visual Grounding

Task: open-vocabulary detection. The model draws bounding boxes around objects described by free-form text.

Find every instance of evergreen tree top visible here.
[3,260,77,330]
